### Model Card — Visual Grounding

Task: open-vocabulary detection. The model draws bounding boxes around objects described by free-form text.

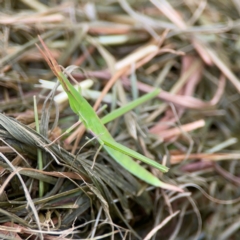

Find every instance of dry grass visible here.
[1,0,240,239]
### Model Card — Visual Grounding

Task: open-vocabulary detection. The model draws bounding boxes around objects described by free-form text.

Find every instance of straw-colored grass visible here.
[1,0,240,239]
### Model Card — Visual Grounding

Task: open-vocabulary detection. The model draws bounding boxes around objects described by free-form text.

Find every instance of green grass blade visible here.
[105,145,182,191]
[101,89,161,124]
[103,139,168,172]
[37,37,183,191]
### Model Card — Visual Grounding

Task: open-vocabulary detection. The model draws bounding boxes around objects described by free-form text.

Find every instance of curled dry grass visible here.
[1,0,240,239]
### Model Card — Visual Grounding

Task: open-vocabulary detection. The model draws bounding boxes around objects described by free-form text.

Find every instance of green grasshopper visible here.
[37,36,182,192]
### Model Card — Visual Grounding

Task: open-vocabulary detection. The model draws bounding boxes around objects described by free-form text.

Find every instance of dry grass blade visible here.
[0,112,150,238]
[143,211,180,240]
[0,153,43,240]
